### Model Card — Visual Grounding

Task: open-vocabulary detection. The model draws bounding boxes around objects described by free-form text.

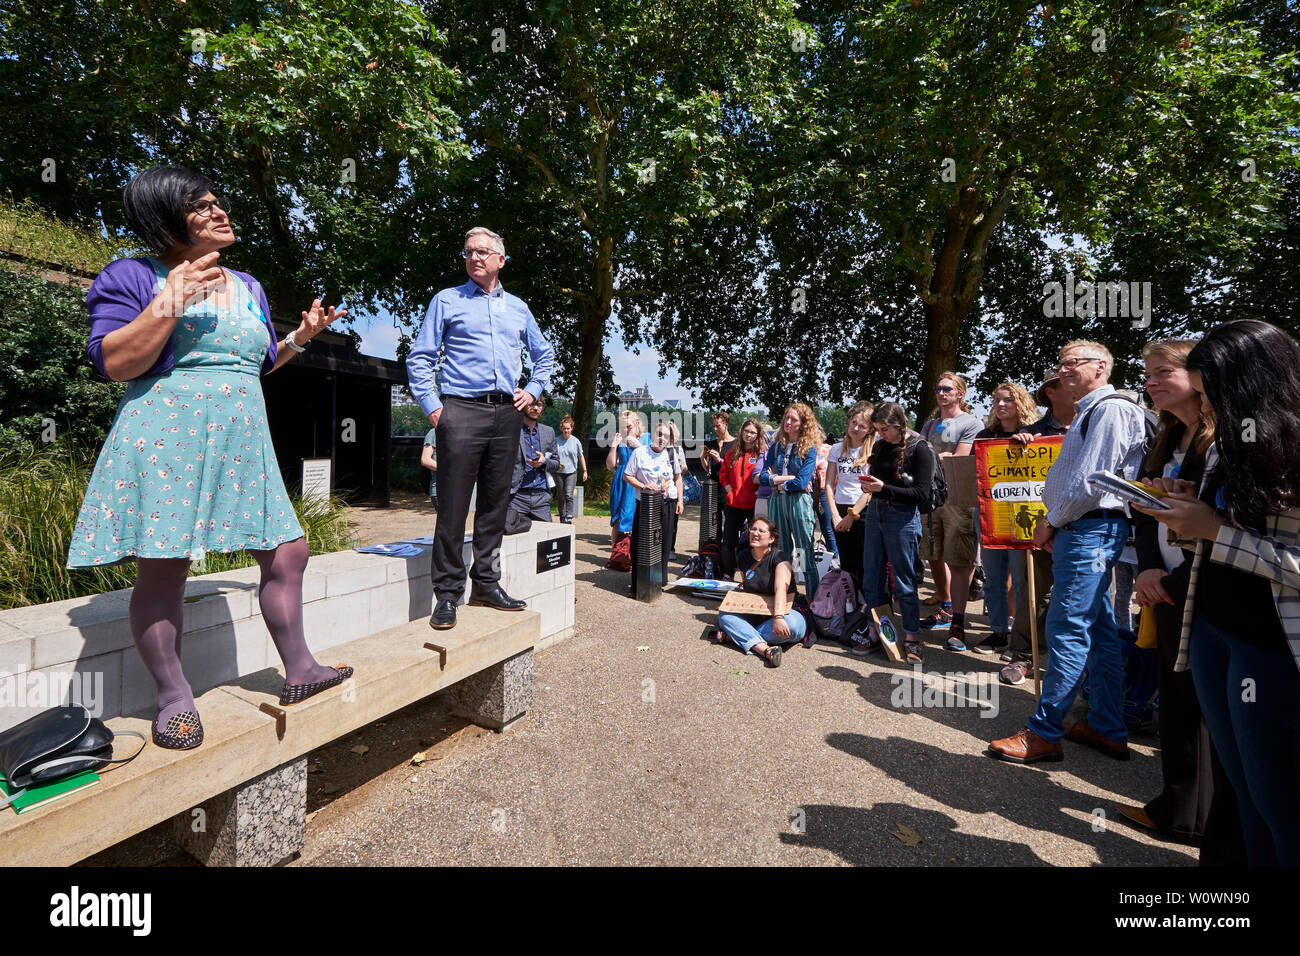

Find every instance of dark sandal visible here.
[904,640,925,663]
[152,710,204,750]
[761,646,782,668]
[279,665,354,705]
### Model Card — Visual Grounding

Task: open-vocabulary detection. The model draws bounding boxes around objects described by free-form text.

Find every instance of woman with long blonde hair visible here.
[971,382,1041,655]
[759,402,825,596]
[824,400,875,591]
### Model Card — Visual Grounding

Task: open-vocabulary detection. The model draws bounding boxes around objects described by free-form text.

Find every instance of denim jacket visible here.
[759,441,818,493]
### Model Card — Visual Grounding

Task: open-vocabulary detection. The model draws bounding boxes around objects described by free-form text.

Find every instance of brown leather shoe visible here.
[1065,719,1130,761]
[1116,804,1203,846]
[988,727,1063,764]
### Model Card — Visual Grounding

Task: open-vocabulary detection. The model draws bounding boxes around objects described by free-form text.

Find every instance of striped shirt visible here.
[1042,386,1148,528]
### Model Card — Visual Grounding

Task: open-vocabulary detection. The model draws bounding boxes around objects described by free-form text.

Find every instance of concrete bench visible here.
[0,606,538,866]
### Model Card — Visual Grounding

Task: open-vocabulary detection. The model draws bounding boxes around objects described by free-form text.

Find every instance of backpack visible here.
[809,567,856,639]
[840,605,876,648]
[682,540,723,580]
[906,437,947,514]
[682,471,702,505]
[607,536,632,572]
[1078,393,1158,471]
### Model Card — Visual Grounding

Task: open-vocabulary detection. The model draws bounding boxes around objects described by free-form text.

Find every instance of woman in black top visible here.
[1133,320,1300,866]
[716,517,808,667]
[1122,339,1243,861]
[856,402,934,662]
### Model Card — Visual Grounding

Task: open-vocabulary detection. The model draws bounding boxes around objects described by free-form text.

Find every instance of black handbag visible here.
[0,705,145,807]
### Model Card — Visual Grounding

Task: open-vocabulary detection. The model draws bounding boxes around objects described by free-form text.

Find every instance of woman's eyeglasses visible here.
[933,386,955,394]
[186,196,230,218]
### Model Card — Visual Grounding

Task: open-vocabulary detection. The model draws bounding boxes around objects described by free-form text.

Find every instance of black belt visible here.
[442,392,515,406]
[1074,508,1127,523]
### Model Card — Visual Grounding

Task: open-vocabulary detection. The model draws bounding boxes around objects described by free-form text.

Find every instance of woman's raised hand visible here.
[297,299,347,343]
[157,252,223,318]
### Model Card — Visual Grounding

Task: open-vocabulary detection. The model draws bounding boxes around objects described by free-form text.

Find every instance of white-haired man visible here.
[407,227,555,630]
[990,340,1147,764]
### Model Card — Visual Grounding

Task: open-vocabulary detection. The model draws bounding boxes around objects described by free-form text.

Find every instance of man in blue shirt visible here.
[407,227,555,629]
[989,340,1147,764]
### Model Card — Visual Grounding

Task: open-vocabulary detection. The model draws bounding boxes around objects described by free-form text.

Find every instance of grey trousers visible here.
[511,486,553,522]
[558,471,578,521]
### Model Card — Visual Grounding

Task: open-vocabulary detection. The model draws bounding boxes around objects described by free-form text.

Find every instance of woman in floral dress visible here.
[68,166,352,749]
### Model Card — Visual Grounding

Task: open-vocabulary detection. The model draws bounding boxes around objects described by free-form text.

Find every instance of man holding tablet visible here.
[989,340,1148,764]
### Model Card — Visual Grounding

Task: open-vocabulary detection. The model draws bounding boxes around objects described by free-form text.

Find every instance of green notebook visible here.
[0,771,100,814]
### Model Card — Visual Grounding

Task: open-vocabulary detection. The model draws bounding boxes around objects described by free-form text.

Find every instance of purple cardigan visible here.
[86,257,278,379]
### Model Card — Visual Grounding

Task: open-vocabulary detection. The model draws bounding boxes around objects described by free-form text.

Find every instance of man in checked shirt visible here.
[990,339,1148,764]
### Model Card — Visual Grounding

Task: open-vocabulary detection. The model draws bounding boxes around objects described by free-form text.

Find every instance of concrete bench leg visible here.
[453,648,533,731]
[172,758,307,866]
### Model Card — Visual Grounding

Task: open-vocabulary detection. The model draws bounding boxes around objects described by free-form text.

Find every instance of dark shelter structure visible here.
[261,322,406,507]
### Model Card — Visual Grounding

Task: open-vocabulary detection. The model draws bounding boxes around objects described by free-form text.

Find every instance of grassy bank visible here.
[0,444,355,609]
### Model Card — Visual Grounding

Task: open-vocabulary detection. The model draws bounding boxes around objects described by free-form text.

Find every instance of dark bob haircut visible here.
[122,166,216,253]
[1188,319,1300,526]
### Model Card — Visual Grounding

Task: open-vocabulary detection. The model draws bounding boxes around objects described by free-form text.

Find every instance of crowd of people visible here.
[689,331,1300,868]
[69,164,1296,867]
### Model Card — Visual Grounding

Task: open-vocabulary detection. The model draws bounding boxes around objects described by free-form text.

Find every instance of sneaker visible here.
[973,632,1010,656]
[921,608,952,629]
[999,660,1029,685]
[946,622,968,651]
[848,627,878,657]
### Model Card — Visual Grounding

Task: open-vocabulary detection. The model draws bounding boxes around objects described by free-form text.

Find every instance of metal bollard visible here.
[633,491,664,601]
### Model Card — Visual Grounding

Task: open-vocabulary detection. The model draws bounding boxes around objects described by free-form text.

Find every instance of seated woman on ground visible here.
[717,516,808,668]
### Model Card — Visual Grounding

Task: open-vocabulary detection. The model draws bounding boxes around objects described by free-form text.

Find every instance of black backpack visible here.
[905,437,947,515]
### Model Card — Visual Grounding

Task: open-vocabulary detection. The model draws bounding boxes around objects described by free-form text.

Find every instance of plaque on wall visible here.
[537,536,572,573]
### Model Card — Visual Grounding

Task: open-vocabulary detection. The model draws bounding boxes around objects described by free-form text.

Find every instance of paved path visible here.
[290,511,1194,867]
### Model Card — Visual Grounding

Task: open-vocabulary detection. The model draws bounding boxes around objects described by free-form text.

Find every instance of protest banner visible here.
[973,436,1064,549]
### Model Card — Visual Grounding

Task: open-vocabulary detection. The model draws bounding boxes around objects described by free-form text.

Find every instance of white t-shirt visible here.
[827,440,872,506]
[627,445,683,501]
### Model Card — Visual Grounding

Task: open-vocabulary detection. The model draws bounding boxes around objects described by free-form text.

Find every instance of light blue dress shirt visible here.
[1042,385,1149,528]
[407,279,555,417]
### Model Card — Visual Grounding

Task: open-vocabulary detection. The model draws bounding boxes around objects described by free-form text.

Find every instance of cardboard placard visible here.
[871,603,904,662]
[974,436,1064,549]
[941,454,979,512]
[718,590,794,617]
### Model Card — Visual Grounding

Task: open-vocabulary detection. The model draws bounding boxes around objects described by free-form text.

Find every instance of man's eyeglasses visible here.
[1058,356,1103,370]
[186,196,230,218]
[462,248,501,260]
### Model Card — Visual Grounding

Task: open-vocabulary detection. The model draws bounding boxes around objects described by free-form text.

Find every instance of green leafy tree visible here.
[0,0,465,321]
[657,0,1299,412]
[408,0,807,443]
[0,266,125,457]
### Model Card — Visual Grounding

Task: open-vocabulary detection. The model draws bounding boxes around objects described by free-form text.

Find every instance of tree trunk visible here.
[917,300,962,421]
[571,234,615,446]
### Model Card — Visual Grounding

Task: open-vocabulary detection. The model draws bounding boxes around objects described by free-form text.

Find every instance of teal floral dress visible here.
[67,260,303,567]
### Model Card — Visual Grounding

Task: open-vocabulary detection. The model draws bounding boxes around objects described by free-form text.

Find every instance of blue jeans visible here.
[1026,517,1128,744]
[861,499,922,634]
[719,609,808,654]
[1190,614,1300,865]
[980,545,1024,634]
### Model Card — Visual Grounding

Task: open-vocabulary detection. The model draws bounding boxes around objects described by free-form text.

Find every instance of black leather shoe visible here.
[430,599,457,630]
[468,585,527,611]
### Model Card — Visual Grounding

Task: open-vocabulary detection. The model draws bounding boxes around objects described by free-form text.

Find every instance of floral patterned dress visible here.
[67,260,303,567]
